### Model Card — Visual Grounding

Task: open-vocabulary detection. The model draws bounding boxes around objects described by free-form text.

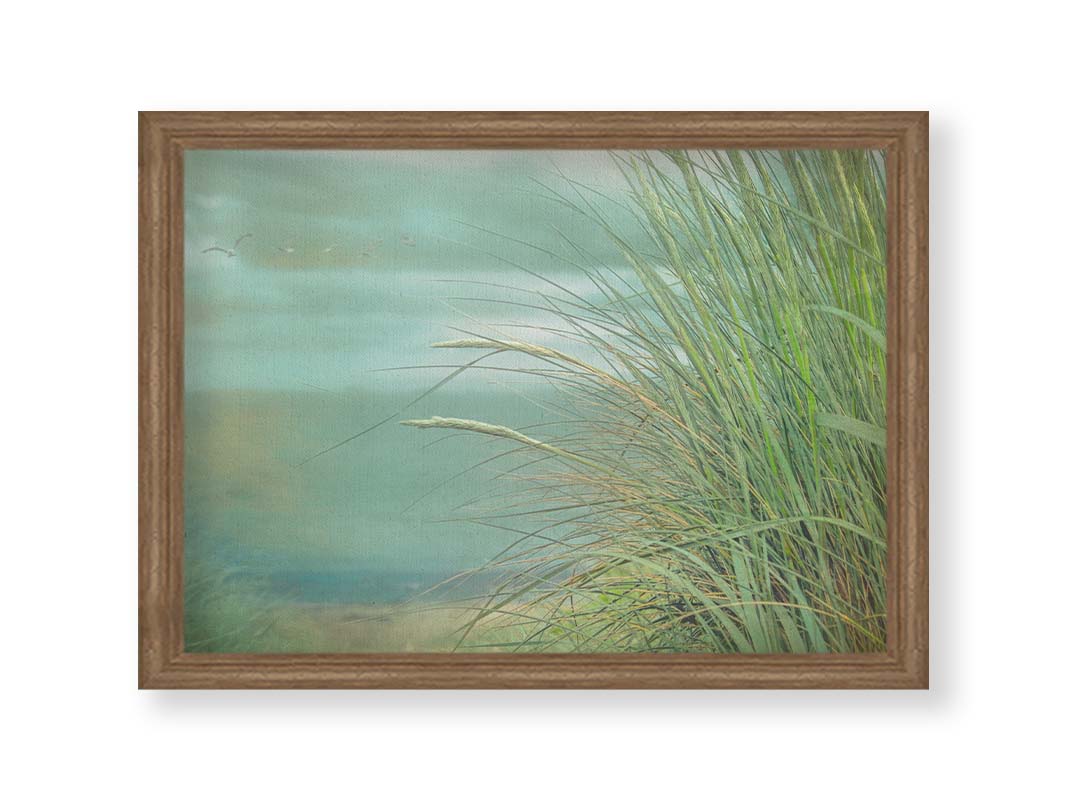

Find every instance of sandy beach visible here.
[249,602,495,653]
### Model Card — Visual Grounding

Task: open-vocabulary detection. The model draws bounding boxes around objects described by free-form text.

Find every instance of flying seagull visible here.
[359,238,383,259]
[276,245,296,254]
[400,234,416,247]
[202,233,252,258]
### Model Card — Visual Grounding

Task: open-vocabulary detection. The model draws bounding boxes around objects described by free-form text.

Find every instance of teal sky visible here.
[184,150,638,394]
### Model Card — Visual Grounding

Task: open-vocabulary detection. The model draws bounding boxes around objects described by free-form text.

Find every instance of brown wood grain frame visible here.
[139,112,928,689]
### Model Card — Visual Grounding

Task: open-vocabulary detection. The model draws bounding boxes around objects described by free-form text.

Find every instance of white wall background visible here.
[3,2,1064,797]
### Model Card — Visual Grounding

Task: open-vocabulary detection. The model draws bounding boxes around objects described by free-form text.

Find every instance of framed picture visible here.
[139,111,927,688]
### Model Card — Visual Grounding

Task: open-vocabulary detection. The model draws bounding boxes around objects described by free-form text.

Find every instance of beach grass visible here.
[406,149,887,653]
[183,556,291,653]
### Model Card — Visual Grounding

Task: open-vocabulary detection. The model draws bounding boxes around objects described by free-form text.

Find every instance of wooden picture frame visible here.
[139,111,928,689]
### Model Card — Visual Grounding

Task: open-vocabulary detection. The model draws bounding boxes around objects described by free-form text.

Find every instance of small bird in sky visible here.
[359,238,384,259]
[400,234,416,247]
[322,246,335,253]
[202,233,252,258]
[276,245,296,254]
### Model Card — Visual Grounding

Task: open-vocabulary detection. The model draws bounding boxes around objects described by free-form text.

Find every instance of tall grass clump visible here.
[406,150,887,653]
[184,555,285,652]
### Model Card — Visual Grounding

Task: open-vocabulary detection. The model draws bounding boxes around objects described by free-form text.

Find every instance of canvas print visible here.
[184,148,887,654]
